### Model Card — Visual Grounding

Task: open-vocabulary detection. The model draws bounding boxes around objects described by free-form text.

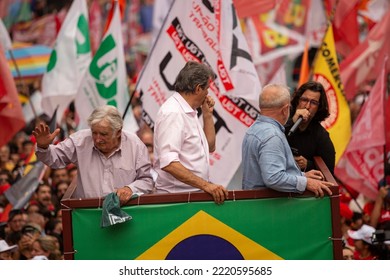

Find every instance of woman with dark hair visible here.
[285,81,335,173]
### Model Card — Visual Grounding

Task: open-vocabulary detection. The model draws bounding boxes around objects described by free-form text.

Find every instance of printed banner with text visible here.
[135,0,261,186]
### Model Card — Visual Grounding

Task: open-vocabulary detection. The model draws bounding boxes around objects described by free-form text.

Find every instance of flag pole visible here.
[383,57,389,178]
[7,49,39,123]
[122,0,177,120]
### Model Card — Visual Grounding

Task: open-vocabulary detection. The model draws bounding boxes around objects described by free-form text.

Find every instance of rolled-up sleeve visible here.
[155,112,183,168]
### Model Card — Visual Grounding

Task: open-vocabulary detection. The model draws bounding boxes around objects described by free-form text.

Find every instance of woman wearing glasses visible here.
[285,81,335,174]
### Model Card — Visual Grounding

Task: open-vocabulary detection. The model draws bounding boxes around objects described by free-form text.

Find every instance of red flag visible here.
[89,0,103,55]
[297,40,309,87]
[332,0,359,57]
[233,0,275,18]
[386,80,390,163]
[103,0,126,33]
[335,59,387,200]
[0,45,25,147]
[340,10,390,101]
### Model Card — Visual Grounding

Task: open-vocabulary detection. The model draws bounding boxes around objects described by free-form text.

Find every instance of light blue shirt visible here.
[242,115,307,193]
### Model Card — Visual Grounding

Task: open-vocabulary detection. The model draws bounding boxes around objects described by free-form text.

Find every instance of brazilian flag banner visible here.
[67,192,338,260]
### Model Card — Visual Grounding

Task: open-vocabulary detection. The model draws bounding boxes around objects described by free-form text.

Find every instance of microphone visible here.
[287,116,303,137]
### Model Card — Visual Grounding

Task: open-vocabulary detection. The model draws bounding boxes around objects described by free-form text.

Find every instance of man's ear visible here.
[282,104,289,117]
[194,84,202,94]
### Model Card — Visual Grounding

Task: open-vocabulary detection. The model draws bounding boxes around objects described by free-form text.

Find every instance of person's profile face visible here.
[195,83,210,108]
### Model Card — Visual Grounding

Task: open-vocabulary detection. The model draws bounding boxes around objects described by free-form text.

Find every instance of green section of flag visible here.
[72,197,333,260]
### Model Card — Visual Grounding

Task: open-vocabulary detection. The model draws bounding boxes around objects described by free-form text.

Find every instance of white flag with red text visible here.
[335,59,387,201]
[134,0,261,186]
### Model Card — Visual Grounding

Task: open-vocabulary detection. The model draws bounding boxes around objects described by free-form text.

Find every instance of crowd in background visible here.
[0,0,389,260]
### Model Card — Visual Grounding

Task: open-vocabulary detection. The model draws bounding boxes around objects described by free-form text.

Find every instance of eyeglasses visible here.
[299,96,320,107]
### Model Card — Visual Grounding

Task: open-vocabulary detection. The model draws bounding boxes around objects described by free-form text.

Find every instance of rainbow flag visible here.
[5,43,51,79]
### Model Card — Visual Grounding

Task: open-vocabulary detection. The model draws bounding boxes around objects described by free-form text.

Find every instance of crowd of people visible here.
[0,61,389,260]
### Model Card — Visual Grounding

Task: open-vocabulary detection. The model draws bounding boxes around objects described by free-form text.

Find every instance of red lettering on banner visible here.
[209,82,253,127]
[219,95,253,126]
[189,7,218,52]
[190,0,234,91]
[147,78,167,106]
[221,96,242,115]
[167,24,198,62]
[239,112,255,126]
[209,151,222,166]
[218,59,233,90]
[214,0,234,91]
[167,15,251,127]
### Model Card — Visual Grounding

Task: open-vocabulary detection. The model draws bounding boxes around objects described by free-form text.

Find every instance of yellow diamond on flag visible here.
[136,210,283,260]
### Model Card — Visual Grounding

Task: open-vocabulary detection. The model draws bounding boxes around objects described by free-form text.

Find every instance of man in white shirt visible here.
[154,61,228,204]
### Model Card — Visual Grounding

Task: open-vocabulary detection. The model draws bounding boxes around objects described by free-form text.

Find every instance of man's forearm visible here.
[203,113,216,152]
[162,161,209,191]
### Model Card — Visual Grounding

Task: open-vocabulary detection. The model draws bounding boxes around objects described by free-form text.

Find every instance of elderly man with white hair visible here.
[33,105,154,204]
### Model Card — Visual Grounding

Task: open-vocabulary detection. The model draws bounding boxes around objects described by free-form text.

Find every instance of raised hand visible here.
[32,123,60,149]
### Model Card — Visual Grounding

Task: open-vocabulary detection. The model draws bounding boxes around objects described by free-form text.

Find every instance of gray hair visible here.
[174,61,216,94]
[259,84,291,109]
[87,105,123,132]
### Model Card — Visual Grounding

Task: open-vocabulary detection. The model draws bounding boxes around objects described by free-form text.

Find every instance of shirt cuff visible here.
[159,152,179,168]
[35,144,49,152]
[296,176,307,193]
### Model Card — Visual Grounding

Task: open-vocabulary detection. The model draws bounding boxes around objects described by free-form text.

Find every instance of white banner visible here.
[75,3,138,132]
[135,0,261,186]
[41,0,91,124]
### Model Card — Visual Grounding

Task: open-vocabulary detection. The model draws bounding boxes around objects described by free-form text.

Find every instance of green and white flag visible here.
[41,0,91,124]
[75,3,138,132]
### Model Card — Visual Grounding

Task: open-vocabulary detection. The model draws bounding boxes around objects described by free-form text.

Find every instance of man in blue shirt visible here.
[242,84,334,197]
